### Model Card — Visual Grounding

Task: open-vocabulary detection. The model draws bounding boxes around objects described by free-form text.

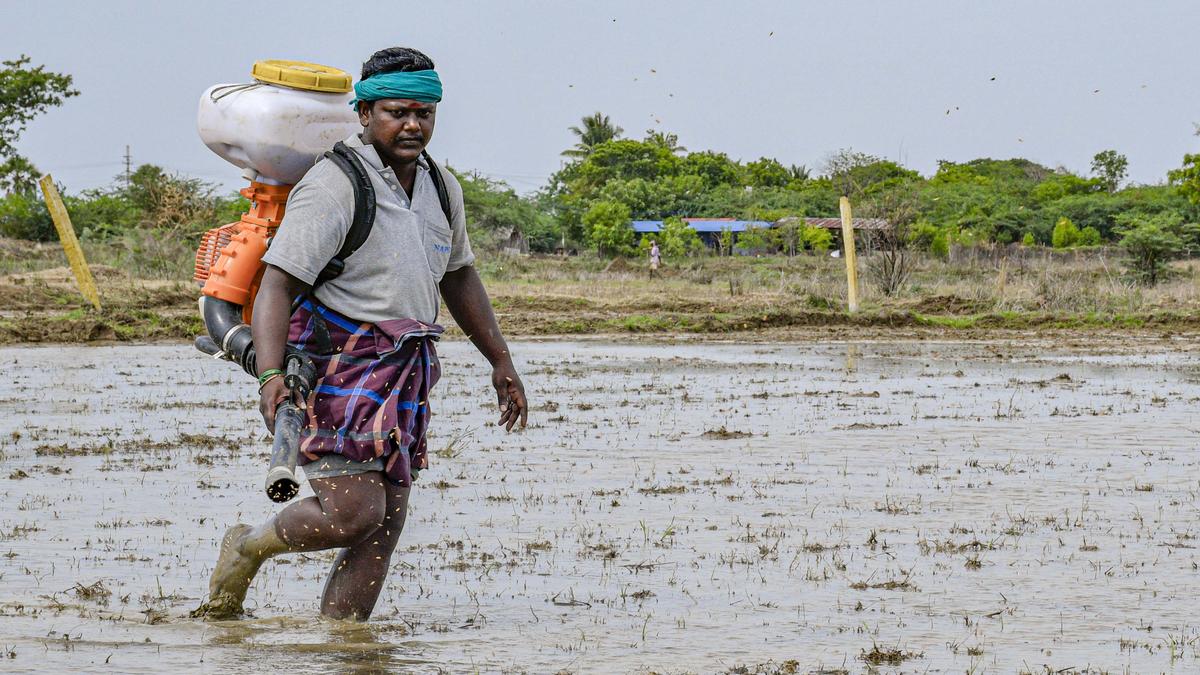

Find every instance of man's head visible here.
[355,47,439,166]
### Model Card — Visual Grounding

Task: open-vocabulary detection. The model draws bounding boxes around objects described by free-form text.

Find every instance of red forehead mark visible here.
[379,100,433,111]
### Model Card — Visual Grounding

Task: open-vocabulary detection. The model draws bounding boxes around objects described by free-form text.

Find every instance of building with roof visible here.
[631,216,890,252]
[632,218,772,250]
[775,216,891,231]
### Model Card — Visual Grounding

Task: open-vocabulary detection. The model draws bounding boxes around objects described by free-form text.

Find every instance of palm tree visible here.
[562,112,623,158]
[644,129,686,154]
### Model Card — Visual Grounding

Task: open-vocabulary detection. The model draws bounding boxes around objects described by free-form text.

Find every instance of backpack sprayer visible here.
[192,61,360,502]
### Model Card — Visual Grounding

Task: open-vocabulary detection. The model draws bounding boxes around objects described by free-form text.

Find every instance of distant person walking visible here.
[649,240,661,279]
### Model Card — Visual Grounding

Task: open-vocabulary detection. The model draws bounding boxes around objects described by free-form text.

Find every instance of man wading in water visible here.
[193,47,528,621]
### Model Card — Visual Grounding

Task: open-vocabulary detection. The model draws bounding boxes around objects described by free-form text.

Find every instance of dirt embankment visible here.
[0,267,200,343]
[3,265,1200,346]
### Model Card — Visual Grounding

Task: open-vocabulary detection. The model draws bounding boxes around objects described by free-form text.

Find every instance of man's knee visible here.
[362,485,410,550]
[382,485,411,530]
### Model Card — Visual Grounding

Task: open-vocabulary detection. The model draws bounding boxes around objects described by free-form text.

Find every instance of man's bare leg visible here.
[192,472,388,619]
[319,482,411,620]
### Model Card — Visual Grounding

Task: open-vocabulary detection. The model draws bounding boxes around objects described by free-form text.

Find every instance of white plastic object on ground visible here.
[198,82,360,185]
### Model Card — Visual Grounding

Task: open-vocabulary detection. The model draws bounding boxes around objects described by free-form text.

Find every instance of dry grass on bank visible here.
[479,250,1200,329]
[2,236,1200,344]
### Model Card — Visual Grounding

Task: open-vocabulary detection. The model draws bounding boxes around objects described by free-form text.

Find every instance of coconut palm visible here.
[644,129,686,154]
[562,112,623,158]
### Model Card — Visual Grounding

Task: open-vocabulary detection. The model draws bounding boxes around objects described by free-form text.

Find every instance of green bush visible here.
[1030,173,1099,203]
[770,220,802,255]
[68,191,139,240]
[1119,216,1183,284]
[736,224,773,253]
[0,191,55,240]
[930,230,950,259]
[1077,226,1102,246]
[1051,217,1081,248]
[660,216,703,258]
[907,220,939,251]
[1021,232,1036,247]
[522,216,562,253]
[582,200,634,257]
[800,225,832,252]
[717,227,734,255]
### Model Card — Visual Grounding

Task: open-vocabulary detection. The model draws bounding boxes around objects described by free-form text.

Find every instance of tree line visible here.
[3,56,1200,284]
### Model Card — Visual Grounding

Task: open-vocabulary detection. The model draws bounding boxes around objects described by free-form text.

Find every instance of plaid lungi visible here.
[286,298,442,487]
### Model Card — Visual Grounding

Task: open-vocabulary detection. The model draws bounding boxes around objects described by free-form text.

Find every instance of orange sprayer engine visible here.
[194,60,358,503]
[193,59,357,375]
[193,181,291,324]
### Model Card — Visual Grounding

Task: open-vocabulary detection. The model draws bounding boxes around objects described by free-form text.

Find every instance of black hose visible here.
[198,296,257,377]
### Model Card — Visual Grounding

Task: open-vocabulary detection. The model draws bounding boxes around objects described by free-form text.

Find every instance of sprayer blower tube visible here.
[263,353,316,502]
[196,294,316,503]
[265,401,304,502]
[195,296,258,377]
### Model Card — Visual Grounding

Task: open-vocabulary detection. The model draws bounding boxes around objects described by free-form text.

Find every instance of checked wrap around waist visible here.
[287,299,443,487]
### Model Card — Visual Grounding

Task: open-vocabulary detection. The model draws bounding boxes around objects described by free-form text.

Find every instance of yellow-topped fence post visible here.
[839,196,859,313]
[39,174,101,310]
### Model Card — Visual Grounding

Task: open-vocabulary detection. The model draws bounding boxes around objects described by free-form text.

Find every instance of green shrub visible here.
[0,191,55,241]
[770,220,802,255]
[68,191,139,240]
[718,227,734,255]
[907,220,939,250]
[582,200,634,257]
[800,225,832,252]
[736,224,773,252]
[1077,226,1102,246]
[947,227,988,248]
[1119,217,1183,284]
[1021,232,1036,246]
[930,230,950,259]
[660,216,703,258]
[1051,217,1081,248]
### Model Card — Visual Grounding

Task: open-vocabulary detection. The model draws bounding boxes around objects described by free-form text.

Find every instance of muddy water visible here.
[1,339,1198,673]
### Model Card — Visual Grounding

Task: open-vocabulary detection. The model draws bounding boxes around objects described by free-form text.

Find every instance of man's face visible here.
[359,98,436,165]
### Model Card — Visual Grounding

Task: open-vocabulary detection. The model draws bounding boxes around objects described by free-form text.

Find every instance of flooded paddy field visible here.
[1,338,1199,673]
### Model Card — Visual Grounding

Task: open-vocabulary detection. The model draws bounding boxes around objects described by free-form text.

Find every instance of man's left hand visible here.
[491,360,528,431]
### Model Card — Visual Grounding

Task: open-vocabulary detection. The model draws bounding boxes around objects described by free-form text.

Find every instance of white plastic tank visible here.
[198,60,361,185]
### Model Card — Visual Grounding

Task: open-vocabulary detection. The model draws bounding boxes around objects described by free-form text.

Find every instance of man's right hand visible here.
[251,265,312,434]
[258,376,291,433]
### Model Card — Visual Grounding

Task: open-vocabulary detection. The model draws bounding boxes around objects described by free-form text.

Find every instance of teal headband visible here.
[350,70,443,106]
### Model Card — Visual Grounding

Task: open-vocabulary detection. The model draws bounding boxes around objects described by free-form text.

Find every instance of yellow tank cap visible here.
[250,60,352,94]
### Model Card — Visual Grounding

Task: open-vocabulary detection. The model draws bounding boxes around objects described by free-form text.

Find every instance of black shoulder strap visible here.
[314,144,453,288]
[315,141,375,287]
[422,150,453,225]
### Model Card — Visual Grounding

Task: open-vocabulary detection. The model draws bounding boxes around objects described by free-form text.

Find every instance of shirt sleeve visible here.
[441,170,475,272]
[260,172,350,286]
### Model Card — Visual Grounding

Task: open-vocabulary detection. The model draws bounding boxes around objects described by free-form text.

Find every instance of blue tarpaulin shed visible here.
[631,219,771,233]
[630,218,772,251]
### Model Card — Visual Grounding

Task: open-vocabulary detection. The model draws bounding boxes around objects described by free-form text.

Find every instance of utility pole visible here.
[123,145,132,190]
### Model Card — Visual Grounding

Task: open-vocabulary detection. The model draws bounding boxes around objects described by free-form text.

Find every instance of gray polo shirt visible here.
[261,133,474,325]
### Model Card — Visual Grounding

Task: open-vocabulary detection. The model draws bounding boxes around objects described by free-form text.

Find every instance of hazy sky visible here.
[4,1,1198,194]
